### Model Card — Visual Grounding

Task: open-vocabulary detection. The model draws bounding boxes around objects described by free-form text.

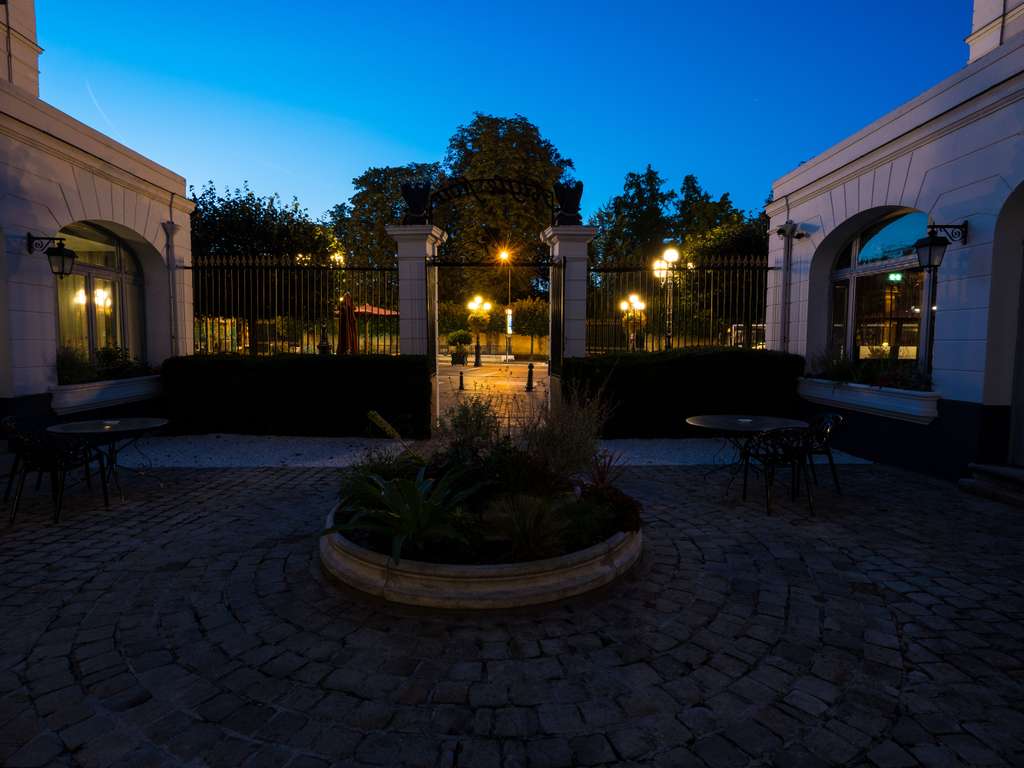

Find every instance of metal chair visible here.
[748,428,814,514]
[806,413,845,494]
[2,417,107,525]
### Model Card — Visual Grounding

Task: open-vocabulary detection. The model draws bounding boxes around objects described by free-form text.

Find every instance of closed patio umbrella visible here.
[336,292,359,355]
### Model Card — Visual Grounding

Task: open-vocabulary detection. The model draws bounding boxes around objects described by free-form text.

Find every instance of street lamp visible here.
[498,249,513,361]
[653,246,679,349]
[467,294,492,367]
[620,293,646,352]
[912,221,967,373]
[26,233,77,278]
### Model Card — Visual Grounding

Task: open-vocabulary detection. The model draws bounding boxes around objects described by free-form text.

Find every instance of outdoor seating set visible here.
[2,416,167,524]
[687,413,844,513]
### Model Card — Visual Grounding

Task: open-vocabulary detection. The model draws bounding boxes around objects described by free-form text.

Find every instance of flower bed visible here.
[319,394,643,607]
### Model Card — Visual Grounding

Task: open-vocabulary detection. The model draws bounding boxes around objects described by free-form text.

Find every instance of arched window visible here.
[830,212,931,367]
[56,223,145,364]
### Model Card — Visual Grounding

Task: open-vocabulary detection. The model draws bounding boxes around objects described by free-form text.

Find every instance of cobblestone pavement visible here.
[1,466,1023,767]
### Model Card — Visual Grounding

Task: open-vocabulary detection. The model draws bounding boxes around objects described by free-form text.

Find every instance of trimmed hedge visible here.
[562,348,806,438]
[161,354,432,438]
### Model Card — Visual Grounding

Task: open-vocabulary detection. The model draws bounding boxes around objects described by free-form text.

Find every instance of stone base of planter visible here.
[319,507,643,609]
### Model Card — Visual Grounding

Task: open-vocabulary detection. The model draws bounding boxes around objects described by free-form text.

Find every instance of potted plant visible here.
[448,329,472,366]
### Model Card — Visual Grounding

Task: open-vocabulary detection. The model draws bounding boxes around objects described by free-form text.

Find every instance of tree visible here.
[673,174,739,245]
[439,113,575,301]
[326,163,444,268]
[589,166,676,267]
[191,181,336,263]
[190,183,340,346]
[511,297,549,359]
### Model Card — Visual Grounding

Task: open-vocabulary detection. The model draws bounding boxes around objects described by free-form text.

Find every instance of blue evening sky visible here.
[37,1,971,219]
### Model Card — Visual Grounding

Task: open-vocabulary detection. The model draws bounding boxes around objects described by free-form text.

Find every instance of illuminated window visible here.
[56,223,145,365]
[830,212,931,368]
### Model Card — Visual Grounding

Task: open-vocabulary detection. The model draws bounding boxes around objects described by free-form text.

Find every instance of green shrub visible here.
[811,353,931,391]
[330,466,474,564]
[447,329,473,350]
[520,385,608,477]
[562,348,805,438]
[161,354,431,437]
[57,346,148,385]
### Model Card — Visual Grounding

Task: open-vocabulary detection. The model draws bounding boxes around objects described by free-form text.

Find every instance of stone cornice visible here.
[0,84,193,215]
[768,35,1024,216]
[766,81,1024,218]
[966,4,1024,47]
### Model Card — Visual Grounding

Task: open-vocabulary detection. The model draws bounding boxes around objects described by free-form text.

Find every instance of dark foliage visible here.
[563,348,806,437]
[161,354,431,438]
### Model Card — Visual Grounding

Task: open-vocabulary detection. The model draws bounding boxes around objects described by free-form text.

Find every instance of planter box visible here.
[320,505,643,609]
[799,377,940,425]
[50,375,162,415]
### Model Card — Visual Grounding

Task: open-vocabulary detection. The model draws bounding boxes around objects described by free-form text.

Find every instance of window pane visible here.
[857,212,927,265]
[57,274,89,353]
[92,277,122,351]
[835,243,852,270]
[854,270,924,362]
[831,282,849,357]
[61,224,118,270]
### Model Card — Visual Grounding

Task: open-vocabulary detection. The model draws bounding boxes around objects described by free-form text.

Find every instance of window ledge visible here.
[799,377,939,425]
[50,375,161,415]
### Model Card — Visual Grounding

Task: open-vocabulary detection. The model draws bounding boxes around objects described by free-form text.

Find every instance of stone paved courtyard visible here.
[1,466,1023,767]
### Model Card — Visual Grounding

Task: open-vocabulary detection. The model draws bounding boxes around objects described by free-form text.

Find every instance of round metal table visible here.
[686,414,809,500]
[48,417,168,501]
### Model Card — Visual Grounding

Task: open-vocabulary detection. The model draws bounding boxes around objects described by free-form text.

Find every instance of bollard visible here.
[526,362,534,392]
[459,371,465,391]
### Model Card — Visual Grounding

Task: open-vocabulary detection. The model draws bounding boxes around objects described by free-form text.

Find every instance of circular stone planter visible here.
[319,506,643,609]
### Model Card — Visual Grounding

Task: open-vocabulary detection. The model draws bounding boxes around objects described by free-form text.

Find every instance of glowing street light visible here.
[654,246,680,349]
[620,293,646,352]
[467,295,493,366]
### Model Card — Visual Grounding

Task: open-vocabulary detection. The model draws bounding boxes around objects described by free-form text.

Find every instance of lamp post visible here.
[913,221,967,374]
[653,246,680,350]
[499,249,512,362]
[619,293,646,352]
[467,295,492,367]
[26,233,77,278]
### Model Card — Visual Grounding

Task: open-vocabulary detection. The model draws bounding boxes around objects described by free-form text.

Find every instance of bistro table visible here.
[47,417,168,502]
[686,414,809,500]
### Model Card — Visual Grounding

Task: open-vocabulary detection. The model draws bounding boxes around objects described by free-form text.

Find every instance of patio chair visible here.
[2,416,107,525]
[806,413,845,494]
[748,428,814,514]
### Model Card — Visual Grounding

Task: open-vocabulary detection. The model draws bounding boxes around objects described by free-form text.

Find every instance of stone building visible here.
[767,0,1024,476]
[0,0,193,416]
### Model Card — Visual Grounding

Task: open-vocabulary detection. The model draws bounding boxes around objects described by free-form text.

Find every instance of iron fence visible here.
[189,256,400,355]
[587,257,773,354]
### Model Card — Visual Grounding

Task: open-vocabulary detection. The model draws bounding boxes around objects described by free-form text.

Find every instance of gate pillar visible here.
[541,225,596,402]
[386,225,446,356]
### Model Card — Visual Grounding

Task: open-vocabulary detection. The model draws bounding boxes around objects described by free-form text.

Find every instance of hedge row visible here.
[562,348,806,438]
[161,354,432,438]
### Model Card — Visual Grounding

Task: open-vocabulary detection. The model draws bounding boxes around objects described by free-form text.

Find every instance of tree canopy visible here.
[589,170,767,267]
[190,182,336,263]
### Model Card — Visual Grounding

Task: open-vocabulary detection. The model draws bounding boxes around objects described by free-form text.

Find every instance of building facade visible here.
[0,0,193,416]
[767,1,1024,476]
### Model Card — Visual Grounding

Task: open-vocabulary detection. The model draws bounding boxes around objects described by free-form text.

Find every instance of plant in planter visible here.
[447,329,473,366]
[329,393,641,567]
[811,353,932,391]
[56,345,149,385]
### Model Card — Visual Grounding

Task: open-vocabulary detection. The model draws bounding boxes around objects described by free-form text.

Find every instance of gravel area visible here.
[118,435,870,469]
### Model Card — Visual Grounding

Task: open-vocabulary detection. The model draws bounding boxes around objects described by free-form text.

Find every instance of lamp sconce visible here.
[928,222,968,245]
[26,233,77,278]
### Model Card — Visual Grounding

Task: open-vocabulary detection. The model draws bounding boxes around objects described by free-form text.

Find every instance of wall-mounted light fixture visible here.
[26,233,77,278]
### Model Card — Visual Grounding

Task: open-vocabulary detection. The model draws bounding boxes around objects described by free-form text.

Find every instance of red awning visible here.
[352,303,399,317]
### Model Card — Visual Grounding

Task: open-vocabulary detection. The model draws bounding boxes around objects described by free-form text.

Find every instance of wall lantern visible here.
[27,233,77,278]
[913,222,968,271]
